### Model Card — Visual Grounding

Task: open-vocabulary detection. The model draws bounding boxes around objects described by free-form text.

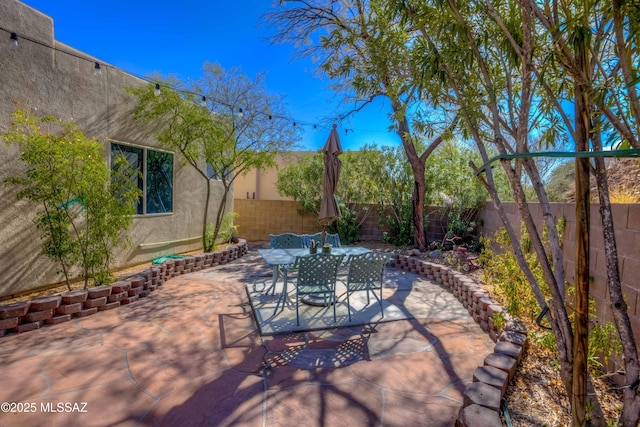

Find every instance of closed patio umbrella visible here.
[318,124,343,245]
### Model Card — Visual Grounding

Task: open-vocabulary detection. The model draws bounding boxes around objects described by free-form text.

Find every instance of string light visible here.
[200,95,206,107]
[1,27,372,136]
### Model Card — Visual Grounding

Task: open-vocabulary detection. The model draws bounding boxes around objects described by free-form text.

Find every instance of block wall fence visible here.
[234,199,452,243]
[237,199,640,350]
[477,201,640,348]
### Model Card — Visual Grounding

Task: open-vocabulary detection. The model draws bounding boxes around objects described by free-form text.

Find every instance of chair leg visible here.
[331,290,336,323]
[273,280,287,315]
[378,287,384,319]
[266,266,279,295]
[295,291,300,326]
[347,290,352,322]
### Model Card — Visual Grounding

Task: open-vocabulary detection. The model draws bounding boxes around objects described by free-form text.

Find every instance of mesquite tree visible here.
[129,63,299,251]
[267,0,458,250]
[394,0,639,424]
[3,111,140,289]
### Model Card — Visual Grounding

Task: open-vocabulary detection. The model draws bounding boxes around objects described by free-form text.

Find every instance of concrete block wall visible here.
[235,199,322,240]
[478,201,640,347]
[235,200,469,244]
[389,253,527,426]
[0,240,248,339]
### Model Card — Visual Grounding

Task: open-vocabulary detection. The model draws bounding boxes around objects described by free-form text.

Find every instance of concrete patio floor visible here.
[0,244,495,427]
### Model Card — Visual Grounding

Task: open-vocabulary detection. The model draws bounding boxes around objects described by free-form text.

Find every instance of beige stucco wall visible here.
[0,0,230,298]
[234,152,313,201]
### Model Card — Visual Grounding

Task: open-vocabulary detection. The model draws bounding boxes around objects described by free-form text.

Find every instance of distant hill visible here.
[562,158,640,203]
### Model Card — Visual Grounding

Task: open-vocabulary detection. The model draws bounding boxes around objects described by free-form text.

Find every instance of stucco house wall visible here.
[234,151,313,201]
[0,0,230,298]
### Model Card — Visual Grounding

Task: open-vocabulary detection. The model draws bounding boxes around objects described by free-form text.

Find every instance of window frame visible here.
[109,140,175,216]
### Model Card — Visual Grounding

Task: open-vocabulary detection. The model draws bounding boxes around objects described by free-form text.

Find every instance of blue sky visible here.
[19,0,399,151]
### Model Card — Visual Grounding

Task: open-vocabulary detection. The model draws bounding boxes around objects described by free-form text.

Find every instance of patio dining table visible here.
[257,246,371,310]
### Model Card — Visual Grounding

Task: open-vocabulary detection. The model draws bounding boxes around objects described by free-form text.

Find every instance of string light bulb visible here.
[1,28,373,136]
[200,95,206,107]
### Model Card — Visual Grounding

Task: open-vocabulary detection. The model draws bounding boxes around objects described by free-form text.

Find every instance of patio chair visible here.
[269,233,305,249]
[342,251,390,321]
[306,232,341,248]
[290,253,344,326]
[267,233,306,299]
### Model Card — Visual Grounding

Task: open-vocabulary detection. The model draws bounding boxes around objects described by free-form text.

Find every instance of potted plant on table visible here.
[309,240,319,254]
[322,243,332,254]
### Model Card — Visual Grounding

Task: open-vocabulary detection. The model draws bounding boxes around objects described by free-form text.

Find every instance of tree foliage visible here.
[268,0,459,250]
[129,62,300,251]
[2,111,140,289]
[276,146,384,244]
[391,0,640,423]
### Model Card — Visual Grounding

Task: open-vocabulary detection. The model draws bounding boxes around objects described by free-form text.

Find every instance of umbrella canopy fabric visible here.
[318,124,343,227]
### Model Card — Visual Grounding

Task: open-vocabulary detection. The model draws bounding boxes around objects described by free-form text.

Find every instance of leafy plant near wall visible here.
[276,147,382,243]
[328,201,359,245]
[481,225,548,318]
[375,145,415,247]
[2,111,141,289]
[206,211,238,248]
[128,63,299,252]
[483,222,621,375]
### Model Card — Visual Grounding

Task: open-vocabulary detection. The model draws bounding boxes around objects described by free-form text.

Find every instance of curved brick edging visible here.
[390,254,528,427]
[0,239,249,339]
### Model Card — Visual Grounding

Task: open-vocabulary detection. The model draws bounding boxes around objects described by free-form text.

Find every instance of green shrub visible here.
[3,111,141,289]
[206,211,238,248]
[328,201,359,245]
[480,226,547,319]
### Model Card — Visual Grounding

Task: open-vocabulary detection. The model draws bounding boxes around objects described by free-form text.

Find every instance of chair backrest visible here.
[306,232,341,248]
[346,252,390,285]
[269,233,305,249]
[295,254,344,291]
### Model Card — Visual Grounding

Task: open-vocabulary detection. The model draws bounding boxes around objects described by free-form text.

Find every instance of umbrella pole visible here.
[321,227,327,246]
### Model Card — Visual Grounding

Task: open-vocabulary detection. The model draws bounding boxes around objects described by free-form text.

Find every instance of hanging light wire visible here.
[0,26,355,135]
